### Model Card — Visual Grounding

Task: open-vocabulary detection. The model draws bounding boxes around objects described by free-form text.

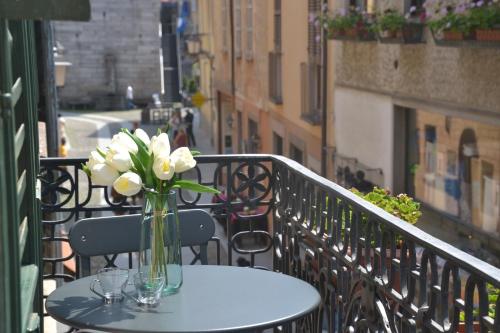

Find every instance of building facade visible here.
[331,0,500,261]
[208,0,333,176]
[54,0,162,109]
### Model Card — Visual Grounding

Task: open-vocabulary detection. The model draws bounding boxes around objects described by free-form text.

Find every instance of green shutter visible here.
[0,19,41,333]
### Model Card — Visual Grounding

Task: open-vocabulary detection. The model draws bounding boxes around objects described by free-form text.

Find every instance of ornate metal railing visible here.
[40,155,500,333]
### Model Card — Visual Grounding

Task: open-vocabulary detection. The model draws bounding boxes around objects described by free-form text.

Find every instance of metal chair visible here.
[69,209,216,278]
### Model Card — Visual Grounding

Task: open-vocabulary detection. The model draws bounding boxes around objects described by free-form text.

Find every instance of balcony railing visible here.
[40,155,500,332]
[269,51,283,104]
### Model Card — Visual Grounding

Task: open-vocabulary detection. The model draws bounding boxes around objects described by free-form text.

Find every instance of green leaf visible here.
[81,163,91,177]
[121,128,150,162]
[96,147,107,158]
[190,150,201,156]
[174,179,220,194]
[129,153,145,180]
[145,152,155,188]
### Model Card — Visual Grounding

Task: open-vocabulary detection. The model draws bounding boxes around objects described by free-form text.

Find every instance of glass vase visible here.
[138,189,182,295]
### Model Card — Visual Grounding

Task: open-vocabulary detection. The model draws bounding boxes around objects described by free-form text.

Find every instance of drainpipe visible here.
[38,21,59,157]
[320,0,328,177]
[229,0,236,146]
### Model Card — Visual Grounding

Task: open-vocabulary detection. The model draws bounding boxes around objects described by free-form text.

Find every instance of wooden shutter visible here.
[0,19,41,333]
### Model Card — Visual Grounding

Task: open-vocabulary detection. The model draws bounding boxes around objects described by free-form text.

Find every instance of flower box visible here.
[476,28,500,42]
[378,23,425,44]
[329,27,376,41]
[443,30,466,41]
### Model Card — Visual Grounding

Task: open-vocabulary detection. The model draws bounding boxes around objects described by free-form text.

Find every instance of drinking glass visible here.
[90,267,129,304]
[132,271,165,307]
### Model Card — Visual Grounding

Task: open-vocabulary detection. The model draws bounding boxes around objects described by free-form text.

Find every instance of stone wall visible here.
[331,3,500,117]
[54,0,161,108]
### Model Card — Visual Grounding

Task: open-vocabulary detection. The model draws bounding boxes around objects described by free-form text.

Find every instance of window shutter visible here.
[235,0,242,57]
[246,0,253,58]
[222,0,228,51]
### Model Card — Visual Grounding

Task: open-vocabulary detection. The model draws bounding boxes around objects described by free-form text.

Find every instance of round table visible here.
[46,265,321,332]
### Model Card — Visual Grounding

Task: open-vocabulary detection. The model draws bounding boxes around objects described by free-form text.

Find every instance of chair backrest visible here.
[69,209,215,277]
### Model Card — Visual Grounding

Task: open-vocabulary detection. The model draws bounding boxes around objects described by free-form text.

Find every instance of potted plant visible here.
[469,2,500,42]
[375,7,426,44]
[428,10,474,41]
[324,7,376,41]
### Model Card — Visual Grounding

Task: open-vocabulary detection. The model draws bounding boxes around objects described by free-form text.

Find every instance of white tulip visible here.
[170,147,196,173]
[105,146,132,172]
[134,128,151,146]
[113,172,143,196]
[86,150,105,170]
[149,133,170,157]
[152,154,176,180]
[90,163,119,186]
[111,132,138,154]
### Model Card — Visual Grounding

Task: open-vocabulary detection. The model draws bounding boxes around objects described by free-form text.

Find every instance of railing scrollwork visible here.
[41,155,500,333]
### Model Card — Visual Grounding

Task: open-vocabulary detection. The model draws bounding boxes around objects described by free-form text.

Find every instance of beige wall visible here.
[207,0,334,172]
[334,87,394,189]
[196,0,217,143]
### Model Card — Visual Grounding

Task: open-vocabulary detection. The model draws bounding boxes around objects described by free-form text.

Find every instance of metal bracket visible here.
[0,93,12,117]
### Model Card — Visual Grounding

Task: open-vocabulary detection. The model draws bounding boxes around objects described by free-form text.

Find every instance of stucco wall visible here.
[334,87,394,189]
[332,8,500,116]
[54,0,161,106]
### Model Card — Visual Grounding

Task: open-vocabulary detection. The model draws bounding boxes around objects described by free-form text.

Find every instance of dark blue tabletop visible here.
[45,265,321,332]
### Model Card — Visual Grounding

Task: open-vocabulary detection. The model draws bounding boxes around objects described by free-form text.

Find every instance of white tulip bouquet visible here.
[83,128,219,283]
[82,128,219,196]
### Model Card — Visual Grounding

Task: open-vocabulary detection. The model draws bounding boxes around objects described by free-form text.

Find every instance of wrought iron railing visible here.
[40,155,500,332]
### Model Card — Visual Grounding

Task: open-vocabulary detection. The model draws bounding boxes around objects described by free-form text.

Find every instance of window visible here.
[274,0,281,50]
[245,0,253,59]
[307,0,321,58]
[247,119,259,153]
[273,133,283,155]
[237,112,243,153]
[290,144,304,165]
[409,110,500,235]
[405,0,424,17]
[424,125,437,173]
[221,0,228,51]
[349,0,375,14]
[405,0,424,12]
[235,0,242,57]
[300,62,322,125]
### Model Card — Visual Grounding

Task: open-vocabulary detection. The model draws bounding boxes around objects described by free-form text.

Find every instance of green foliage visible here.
[351,187,421,225]
[322,7,375,37]
[427,3,500,34]
[428,12,473,34]
[459,283,498,321]
[327,12,360,31]
[469,5,500,30]
[375,9,406,33]
[182,77,198,94]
